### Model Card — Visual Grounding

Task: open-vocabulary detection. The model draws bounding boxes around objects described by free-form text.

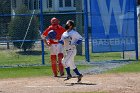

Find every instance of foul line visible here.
[25,86,69,88]
[25,84,94,88]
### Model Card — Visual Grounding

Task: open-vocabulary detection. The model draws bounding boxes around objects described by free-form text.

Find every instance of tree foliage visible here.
[8,5,39,51]
[0,0,11,36]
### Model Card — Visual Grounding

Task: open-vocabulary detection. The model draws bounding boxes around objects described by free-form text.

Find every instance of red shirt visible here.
[43,25,66,44]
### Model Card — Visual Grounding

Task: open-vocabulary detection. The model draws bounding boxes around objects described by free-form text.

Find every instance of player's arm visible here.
[74,32,83,45]
[41,35,51,46]
[76,39,82,45]
[41,27,51,46]
[58,34,64,45]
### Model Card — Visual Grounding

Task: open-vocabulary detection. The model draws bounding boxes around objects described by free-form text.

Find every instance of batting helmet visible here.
[50,17,59,26]
[48,30,57,39]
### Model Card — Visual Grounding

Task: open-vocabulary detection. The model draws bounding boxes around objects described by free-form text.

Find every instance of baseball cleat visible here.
[60,72,64,76]
[77,74,83,82]
[64,74,72,81]
[54,75,58,77]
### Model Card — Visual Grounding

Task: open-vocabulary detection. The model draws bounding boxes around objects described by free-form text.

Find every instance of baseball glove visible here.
[48,30,57,39]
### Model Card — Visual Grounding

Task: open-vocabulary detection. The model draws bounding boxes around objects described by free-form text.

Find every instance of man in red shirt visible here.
[41,17,66,77]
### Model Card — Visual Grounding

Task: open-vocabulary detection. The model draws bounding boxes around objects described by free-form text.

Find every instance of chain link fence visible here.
[1,0,134,67]
[0,0,88,67]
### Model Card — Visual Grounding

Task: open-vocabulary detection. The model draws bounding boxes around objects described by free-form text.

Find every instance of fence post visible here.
[134,0,139,60]
[84,0,90,62]
[40,0,45,64]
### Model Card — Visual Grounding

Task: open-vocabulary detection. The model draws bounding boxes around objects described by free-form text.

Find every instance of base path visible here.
[0,73,140,93]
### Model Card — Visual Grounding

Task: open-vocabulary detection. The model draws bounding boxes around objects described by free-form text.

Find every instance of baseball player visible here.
[41,17,66,77]
[59,20,83,82]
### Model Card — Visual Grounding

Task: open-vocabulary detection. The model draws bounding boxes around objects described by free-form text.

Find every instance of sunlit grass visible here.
[0,65,92,79]
[107,61,140,73]
[0,49,123,66]
[75,52,122,62]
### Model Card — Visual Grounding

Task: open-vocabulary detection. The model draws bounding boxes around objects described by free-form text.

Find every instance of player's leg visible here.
[51,55,57,77]
[62,52,72,80]
[62,63,72,80]
[73,68,83,82]
[64,66,72,80]
[69,49,83,82]
[58,53,64,76]
[50,44,58,77]
[71,64,83,82]
[57,44,64,76]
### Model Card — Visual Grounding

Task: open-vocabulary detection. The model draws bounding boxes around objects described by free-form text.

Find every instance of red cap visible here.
[51,17,59,26]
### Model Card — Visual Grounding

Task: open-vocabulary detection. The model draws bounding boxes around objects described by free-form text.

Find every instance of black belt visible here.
[66,49,72,51]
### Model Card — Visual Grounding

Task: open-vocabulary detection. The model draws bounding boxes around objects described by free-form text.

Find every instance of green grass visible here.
[0,49,122,66]
[0,49,139,79]
[75,52,122,62]
[0,50,50,65]
[0,49,93,79]
[0,66,52,79]
[107,61,140,73]
[0,65,92,79]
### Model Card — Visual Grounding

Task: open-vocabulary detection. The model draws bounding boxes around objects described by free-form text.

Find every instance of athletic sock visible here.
[73,68,81,75]
[65,67,71,76]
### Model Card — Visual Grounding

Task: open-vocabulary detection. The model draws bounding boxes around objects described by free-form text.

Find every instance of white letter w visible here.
[97,0,126,35]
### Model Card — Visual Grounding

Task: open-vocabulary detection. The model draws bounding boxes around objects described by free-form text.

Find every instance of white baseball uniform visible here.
[49,43,64,55]
[60,29,82,69]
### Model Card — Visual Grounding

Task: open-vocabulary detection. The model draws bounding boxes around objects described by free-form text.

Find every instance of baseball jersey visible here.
[60,29,83,50]
[43,25,66,44]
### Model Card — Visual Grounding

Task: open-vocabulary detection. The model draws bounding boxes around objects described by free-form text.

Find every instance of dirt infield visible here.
[0,73,140,93]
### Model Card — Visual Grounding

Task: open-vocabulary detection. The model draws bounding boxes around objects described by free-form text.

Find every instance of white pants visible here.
[62,48,77,69]
[49,44,64,55]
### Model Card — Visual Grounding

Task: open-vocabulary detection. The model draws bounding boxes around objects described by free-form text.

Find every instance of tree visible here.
[8,5,39,52]
[0,0,11,36]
